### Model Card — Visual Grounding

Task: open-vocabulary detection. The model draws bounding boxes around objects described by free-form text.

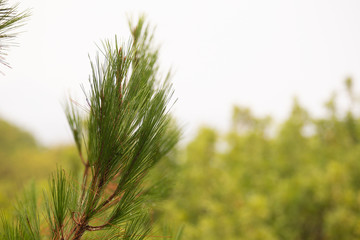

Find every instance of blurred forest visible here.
[2,79,360,239]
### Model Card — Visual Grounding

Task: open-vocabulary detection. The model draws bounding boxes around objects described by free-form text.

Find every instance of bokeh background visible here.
[2,1,360,239]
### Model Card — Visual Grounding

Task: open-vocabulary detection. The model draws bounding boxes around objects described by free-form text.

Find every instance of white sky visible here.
[1,0,360,145]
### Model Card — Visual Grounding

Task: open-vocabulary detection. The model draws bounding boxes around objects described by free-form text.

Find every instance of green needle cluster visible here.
[0,0,29,69]
[1,16,180,240]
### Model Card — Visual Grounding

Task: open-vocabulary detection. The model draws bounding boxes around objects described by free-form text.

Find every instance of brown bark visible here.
[71,223,88,240]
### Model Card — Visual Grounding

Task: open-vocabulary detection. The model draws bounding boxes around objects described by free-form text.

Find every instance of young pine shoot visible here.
[1,17,180,240]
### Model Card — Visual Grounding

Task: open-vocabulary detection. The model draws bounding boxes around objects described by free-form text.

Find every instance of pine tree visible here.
[1,17,181,240]
[0,0,29,70]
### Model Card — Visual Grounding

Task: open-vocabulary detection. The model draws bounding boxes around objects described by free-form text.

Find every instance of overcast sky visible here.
[1,0,360,145]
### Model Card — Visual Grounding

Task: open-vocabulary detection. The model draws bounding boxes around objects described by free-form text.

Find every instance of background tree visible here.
[155,79,360,240]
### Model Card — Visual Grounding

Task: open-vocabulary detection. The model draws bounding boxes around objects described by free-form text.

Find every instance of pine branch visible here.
[0,0,29,70]
[2,16,180,240]
[63,16,180,240]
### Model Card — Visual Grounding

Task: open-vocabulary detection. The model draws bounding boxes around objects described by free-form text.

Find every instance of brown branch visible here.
[71,223,88,240]
[79,162,90,205]
[95,144,144,213]
[71,212,80,226]
[95,190,119,213]
[86,222,110,231]
[60,224,65,240]
[69,213,89,240]
[79,151,87,167]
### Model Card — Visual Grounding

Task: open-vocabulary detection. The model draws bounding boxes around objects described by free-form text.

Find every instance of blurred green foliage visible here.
[0,119,81,211]
[2,79,360,239]
[154,79,360,240]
